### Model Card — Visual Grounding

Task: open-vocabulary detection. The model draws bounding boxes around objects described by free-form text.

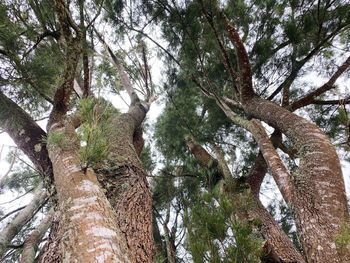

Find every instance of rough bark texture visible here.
[40,121,131,262]
[248,154,305,263]
[244,97,350,262]
[96,102,154,263]
[0,185,48,258]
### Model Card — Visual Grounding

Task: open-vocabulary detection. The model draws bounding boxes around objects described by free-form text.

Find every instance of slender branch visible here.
[0,149,17,190]
[20,208,54,263]
[267,26,348,100]
[199,1,238,93]
[0,185,49,258]
[93,27,139,105]
[221,13,254,101]
[0,206,26,223]
[290,54,350,111]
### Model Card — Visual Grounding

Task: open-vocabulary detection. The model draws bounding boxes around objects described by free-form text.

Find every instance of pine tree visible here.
[0,0,350,262]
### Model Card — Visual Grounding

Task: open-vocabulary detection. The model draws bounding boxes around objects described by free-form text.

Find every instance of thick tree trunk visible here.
[96,103,154,263]
[244,97,350,262]
[39,121,131,262]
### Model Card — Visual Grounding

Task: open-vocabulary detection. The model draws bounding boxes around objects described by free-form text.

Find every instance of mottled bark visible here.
[244,97,350,262]
[0,185,49,258]
[40,120,131,262]
[216,13,350,261]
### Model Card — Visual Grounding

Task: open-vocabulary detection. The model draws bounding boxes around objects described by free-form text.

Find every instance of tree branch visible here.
[221,13,254,101]
[290,54,350,111]
[0,91,52,179]
[93,27,140,105]
[0,185,49,258]
[20,208,54,263]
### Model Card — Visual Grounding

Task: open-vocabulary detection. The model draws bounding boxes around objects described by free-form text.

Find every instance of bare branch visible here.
[290,54,350,111]
[0,185,49,258]
[221,13,254,101]
[93,27,140,105]
[0,206,26,223]
[20,208,54,263]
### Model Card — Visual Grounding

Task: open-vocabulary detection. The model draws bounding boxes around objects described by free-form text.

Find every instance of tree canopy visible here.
[0,0,350,262]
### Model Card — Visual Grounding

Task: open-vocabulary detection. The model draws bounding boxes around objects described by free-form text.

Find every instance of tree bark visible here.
[218,13,350,261]
[244,97,350,262]
[0,91,52,180]
[96,101,154,263]
[20,208,54,263]
[39,120,131,262]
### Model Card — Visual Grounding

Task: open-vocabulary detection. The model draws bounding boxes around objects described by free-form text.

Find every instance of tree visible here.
[0,0,350,262]
[148,0,350,261]
[0,0,155,261]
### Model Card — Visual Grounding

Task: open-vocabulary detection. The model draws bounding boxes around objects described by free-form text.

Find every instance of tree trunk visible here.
[96,103,154,263]
[245,97,350,262]
[39,120,131,262]
[20,208,54,263]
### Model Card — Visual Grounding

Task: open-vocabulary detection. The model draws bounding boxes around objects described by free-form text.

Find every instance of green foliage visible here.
[78,97,118,168]
[46,131,66,148]
[2,170,40,193]
[186,192,262,263]
[95,58,122,93]
[335,221,350,253]
[140,144,155,174]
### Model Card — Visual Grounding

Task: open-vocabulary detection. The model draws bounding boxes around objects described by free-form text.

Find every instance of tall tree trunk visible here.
[39,120,131,262]
[244,97,350,262]
[96,102,154,263]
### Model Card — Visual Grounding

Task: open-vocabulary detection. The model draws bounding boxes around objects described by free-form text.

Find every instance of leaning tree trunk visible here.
[39,120,131,262]
[96,101,154,263]
[244,97,350,262]
[216,13,350,261]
